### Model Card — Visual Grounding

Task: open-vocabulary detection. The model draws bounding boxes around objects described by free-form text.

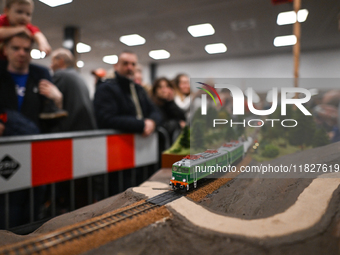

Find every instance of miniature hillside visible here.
[1,142,340,254]
[163,126,190,155]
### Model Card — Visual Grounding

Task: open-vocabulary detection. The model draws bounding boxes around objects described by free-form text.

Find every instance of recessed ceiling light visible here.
[187,23,215,37]
[30,49,40,59]
[76,42,91,53]
[62,39,73,49]
[297,9,309,22]
[30,49,46,59]
[273,35,297,47]
[119,34,146,46]
[204,43,227,54]
[149,50,170,60]
[103,55,118,64]
[77,61,84,68]
[277,9,309,25]
[39,0,72,7]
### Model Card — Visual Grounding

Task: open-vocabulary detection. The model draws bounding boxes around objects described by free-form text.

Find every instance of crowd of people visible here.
[0,0,194,227]
[0,0,193,141]
[1,0,340,143]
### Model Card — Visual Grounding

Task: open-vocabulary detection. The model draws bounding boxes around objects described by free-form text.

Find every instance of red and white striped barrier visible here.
[0,133,158,193]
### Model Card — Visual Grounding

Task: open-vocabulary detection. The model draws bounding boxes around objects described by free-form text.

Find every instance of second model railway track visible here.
[0,167,248,255]
[0,191,183,255]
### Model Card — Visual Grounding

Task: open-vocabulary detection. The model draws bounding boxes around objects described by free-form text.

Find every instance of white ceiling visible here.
[3,0,340,74]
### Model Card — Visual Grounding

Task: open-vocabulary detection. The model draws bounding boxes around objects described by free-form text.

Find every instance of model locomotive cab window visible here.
[173,166,189,173]
[182,168,189,173]
[179,167,189,174]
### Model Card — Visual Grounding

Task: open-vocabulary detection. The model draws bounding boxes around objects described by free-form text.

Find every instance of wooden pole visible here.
[293,0,301,88]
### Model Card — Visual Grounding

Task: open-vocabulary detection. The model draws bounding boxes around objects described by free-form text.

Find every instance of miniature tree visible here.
[217,109,229,122]
[191,120,205,150]
[262,144,279,158]
[234,115,245,137]
[312,128,330,148]
[192,107,205,123]
[265,107,285,141]
[206,107,218,129]
[179,126,190,148]
[288,108,315,149]
[225,126,237,141]
[261,106,290,142]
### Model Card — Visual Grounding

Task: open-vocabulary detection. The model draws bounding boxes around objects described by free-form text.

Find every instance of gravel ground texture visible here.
[1,142,340,255]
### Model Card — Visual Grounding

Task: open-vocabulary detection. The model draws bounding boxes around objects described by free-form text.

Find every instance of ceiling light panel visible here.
[297,9,309,22]
[149,50,170,60]
[273,35,297,47]
[77,61,84,68]
[204,43,227,54]
[119,34,146,46]
[39,0,73,7]
[62,39,74,49]
[76,42,91,53]
[103,55,118,64]
[187,23,215,37]
[277,9,309,25]
[30,49,46,59]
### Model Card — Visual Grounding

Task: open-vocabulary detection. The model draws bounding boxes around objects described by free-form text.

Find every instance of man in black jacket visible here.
[94,51,161,136]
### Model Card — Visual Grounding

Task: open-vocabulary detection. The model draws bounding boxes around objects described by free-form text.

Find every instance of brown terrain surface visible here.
[0,142,340,255]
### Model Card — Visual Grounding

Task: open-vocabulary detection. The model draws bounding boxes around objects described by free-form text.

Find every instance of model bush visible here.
[262,144,279,158]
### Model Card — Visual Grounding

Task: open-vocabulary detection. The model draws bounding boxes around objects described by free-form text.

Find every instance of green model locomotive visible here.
[170,141,244,191]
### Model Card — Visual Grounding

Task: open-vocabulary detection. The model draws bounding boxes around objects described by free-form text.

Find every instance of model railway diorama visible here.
[170,138,253,191]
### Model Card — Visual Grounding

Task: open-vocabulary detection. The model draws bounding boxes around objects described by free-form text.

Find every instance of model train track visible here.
[147,190,183,205]
[1,202,158,255]
[0,177,234,255]
[0,190,184,255]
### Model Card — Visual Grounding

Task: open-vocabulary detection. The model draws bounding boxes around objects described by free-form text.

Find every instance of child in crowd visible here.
[0,0,51,58]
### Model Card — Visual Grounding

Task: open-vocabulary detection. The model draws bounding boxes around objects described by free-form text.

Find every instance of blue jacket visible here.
[0,62,54,132]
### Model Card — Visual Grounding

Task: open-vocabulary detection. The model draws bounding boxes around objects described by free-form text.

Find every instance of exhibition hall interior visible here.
[0,0,340,254]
